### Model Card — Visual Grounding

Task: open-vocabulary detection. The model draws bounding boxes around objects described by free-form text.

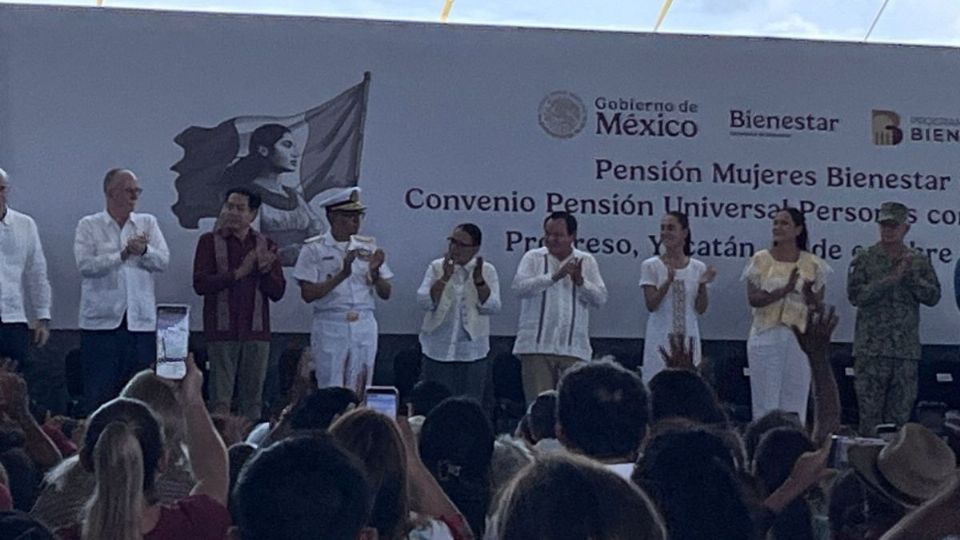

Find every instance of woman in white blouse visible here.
[640,212,715,384]
[742,207,829,424]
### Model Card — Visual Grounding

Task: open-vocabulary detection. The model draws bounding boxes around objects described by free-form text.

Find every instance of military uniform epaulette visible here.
[303,234,324,244]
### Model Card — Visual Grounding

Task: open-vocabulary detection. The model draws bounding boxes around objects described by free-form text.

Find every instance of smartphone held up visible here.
[365,386,399,419]
[156,304,189,380]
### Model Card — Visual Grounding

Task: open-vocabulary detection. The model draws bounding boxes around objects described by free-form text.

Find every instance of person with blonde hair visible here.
[30,370,195,530]
[54,356,229,540]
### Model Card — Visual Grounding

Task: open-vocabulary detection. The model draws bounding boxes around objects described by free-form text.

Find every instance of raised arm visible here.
[0,364,62,470]
[792,306,841,445]
[179,354,229,505]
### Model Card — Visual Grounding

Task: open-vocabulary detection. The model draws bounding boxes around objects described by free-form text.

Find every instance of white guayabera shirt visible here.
[511,247,607,361]
[0,208,51,323]
[74,211,169,331]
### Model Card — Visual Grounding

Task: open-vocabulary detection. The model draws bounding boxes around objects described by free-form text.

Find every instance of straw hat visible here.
[848,423,956,508]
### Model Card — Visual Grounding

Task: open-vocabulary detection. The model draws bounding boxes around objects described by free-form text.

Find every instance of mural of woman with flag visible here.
[221,123,323,265]
[171,73,370,266]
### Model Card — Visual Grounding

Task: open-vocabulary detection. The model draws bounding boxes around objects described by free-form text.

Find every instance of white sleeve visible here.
[477,263,502,314]
[378,259,395,280]
[416,262,438,311]
[138,216,169,272]
[74,218,122,278]
[814,256,833,292]
[512,252,554,298]
[639,258,660,287]
[578,254,607,308]
[24,219,52,320]
[292,245,319,283]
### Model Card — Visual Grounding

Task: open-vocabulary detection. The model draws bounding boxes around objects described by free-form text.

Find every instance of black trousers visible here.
[0,320,30,366]
[80,319,155,415]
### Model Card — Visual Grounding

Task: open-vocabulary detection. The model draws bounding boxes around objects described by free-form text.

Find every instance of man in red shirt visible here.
[193,188,285,420]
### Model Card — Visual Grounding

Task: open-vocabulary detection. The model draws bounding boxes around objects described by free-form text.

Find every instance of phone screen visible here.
[156,305,189,380]
[827,435,886,469]
[365,386,399,419]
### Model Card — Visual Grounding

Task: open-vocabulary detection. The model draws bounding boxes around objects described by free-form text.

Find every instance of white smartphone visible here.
[156,304,190,380]
[365,386,399,419]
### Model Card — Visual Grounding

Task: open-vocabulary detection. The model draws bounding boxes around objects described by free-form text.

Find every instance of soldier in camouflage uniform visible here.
[847,202,940,436]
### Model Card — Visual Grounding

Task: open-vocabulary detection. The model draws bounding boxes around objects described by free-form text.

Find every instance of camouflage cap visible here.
[877,202,908,224]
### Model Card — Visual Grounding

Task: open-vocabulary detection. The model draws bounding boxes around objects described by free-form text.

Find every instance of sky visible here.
[4,0,960,47]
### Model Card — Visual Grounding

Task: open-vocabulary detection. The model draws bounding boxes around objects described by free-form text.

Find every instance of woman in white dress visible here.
[742,207,829,424]
[640,212,716,384]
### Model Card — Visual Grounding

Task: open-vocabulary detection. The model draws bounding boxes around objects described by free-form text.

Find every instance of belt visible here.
[317,310,364,322]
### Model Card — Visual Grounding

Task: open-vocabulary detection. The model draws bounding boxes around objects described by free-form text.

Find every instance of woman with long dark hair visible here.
[742,207,829,424]
[329,408,474,540]
[222,123,323,265]
[640,212,715,383]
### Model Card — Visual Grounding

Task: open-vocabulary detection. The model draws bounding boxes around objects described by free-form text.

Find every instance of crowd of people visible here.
[0,162,959,539]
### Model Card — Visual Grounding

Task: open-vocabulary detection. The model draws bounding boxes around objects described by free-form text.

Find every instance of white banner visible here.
[2,5,960,342]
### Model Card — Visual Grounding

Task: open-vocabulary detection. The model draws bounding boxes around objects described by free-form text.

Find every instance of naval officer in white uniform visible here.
[293,187,392,390]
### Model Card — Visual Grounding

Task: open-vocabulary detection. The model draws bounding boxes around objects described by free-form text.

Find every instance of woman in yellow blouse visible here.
[742,208,829,424]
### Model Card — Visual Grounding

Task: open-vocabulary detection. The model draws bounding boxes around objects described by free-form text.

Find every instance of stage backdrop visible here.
[3,4,960,342]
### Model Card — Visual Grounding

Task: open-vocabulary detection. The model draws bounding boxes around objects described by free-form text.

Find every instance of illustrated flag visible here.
[171,73,370,228]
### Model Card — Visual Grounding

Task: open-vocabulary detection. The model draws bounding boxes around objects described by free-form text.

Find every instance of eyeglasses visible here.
[448,237,476,248]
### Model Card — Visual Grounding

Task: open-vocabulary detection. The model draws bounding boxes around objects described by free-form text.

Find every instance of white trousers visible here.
[310,311,378,390]
[747,326,810,424]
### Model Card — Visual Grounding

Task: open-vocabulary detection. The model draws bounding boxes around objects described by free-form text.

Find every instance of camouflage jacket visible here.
[847,244,941,359]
